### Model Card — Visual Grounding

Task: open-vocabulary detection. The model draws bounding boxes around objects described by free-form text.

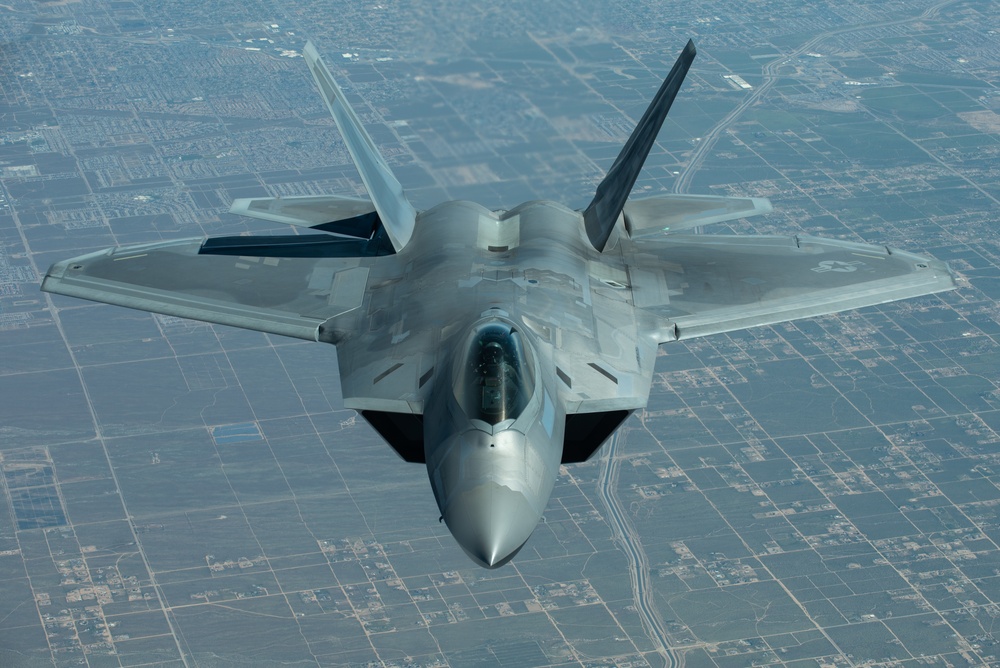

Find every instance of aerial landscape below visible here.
[1,0,999,666]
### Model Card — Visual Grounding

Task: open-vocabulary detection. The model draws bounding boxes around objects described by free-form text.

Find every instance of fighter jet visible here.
[41,41,956,568]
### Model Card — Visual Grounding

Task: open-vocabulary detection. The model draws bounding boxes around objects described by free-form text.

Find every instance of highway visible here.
[672,0,963,196]
[597,430,676,668]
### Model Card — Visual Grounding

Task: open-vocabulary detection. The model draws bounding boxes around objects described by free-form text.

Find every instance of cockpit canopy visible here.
[456,322,535,425]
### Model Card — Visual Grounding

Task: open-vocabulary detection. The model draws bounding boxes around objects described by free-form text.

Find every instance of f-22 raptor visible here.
[42,42,956,568]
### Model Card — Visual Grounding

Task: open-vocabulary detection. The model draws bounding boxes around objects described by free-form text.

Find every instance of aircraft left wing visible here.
[624,234,957,342]
[41,240,372,341]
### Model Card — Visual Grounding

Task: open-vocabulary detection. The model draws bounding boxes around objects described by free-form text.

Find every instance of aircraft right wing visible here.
[625,234,957,343]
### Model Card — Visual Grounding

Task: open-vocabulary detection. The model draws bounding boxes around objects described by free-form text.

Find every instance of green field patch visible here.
[826,621,910,662]
[885,613,960,658]
[817,120,927,165]
[922,133,999,150]
[746,108,811,132]
[896,69,988,88]
[929,89,984,112]
[662,580,811,642]
[837,62,884,80]
[860,86,949,121]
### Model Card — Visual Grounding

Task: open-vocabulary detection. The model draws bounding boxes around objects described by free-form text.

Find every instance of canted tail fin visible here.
[583,40,696,252]
[303,42,416,252]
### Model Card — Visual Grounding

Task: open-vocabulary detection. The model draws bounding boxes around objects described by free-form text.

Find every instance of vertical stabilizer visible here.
[583,40,696,252]
[303,42,417,252]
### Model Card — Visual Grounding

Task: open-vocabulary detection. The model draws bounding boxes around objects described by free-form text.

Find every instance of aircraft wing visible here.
[41,239,373,342]
[624,234,957,342]
[42,238,436,417]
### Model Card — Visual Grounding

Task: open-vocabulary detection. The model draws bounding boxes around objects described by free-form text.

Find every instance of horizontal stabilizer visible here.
[625,194,772,237]
[584,40,696,252]
[304,42,416,251]
[230,195,376,229]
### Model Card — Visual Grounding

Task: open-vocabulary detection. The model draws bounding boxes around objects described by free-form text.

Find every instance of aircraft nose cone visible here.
[444,482,539,568]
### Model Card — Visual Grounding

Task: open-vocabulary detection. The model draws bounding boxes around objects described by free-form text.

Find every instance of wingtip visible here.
[228,198,250,216]
[752,197,773,215]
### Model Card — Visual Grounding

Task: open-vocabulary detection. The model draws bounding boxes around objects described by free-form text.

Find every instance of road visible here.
[597,430,675,668]
[672,0,963,195]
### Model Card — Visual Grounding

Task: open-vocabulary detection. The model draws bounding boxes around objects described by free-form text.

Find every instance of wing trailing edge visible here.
[303,42,416,252]
[583,40,696,252]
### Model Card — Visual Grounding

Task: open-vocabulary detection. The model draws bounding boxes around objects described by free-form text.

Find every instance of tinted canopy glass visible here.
[457,323,535,425]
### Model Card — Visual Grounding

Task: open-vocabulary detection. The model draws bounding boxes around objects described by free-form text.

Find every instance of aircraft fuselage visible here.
[392,200,603,566]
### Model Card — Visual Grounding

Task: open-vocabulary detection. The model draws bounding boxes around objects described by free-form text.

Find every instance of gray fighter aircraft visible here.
[41,41,956,568]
